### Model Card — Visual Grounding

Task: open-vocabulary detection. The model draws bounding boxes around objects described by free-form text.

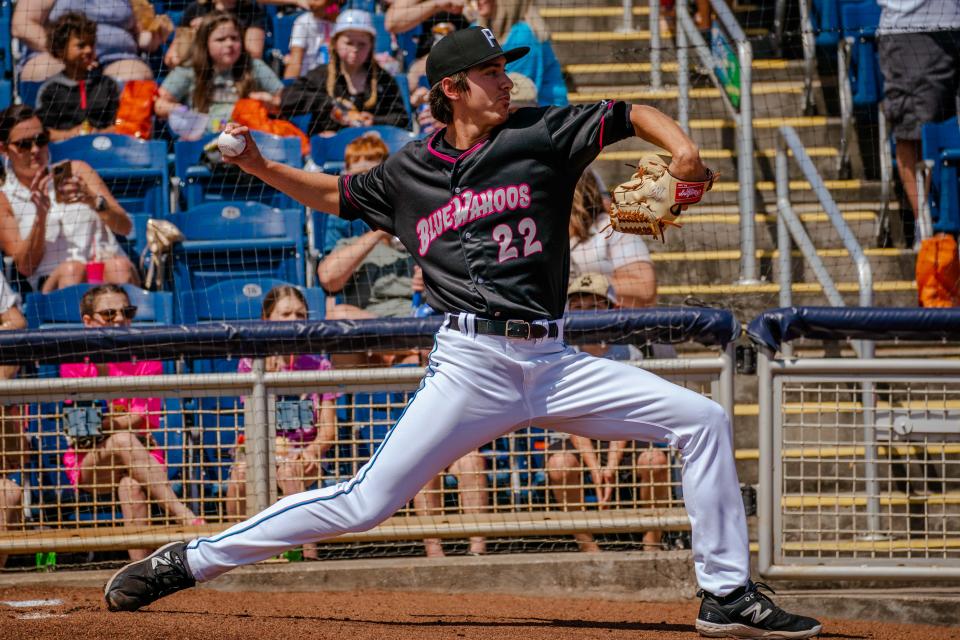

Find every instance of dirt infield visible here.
[0,586,957,640]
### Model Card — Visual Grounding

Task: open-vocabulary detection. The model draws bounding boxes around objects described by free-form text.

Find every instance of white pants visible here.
[186,318,750,595]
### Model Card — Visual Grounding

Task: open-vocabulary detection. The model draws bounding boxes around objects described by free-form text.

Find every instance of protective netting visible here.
[0,0,955,573]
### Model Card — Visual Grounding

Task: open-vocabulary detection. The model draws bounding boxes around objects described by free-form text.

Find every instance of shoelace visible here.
[137,554,190,597]
[696,581,778,603]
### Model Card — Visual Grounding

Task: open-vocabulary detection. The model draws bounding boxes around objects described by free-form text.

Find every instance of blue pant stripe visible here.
[187,337,440,551]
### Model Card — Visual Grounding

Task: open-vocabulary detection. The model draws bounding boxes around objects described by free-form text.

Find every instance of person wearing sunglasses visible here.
[59,285,203,560]
[0,105,138,294]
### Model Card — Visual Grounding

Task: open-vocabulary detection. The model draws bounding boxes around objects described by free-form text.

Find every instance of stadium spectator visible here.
[226,285,337,560]
[385,0,473,61]
[13,0,163,83]
[280,10,410,136]
[546,273,671,553]
[569,168,656,308]
[36,13,120,142]
[414,448,489,557]
[158,11,284,135]
[165,0,269,68]
[60,285,202,560]
[317,133,416,319]
[0,105,138,293]
[0,273,26,570]
[476,0,568,106]
[877,0,960,225]
[283,0,341,79]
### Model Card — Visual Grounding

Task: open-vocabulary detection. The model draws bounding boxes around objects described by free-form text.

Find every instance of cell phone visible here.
[51,161,72,201]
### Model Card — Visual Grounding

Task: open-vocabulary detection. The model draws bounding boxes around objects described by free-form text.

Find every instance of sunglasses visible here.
[94,306,138,321]
[8,131,50,152]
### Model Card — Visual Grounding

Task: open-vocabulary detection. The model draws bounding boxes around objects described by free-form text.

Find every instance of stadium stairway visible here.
[540,0,916,322]
[541,2,930,503]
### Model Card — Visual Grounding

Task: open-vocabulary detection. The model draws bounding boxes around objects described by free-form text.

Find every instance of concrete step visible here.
[562,59,807,86]
[651,248,916,289]
[550,27,769,63]
[596,143,841,183]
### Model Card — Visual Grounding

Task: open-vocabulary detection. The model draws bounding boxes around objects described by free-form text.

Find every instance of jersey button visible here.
[464,232,472,239]
[454,187,461,194]
[476,277,485,285]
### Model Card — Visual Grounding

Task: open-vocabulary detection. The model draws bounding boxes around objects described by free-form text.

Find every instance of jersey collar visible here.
[425,129,490,167]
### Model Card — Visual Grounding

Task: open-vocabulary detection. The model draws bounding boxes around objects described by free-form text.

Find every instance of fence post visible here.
[756,346,775,578]
[245,358,272,515]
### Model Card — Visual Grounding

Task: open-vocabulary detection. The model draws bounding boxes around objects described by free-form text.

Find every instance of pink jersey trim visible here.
[427,131,458,163]
[342,174,361,209]
[427,131,489,163]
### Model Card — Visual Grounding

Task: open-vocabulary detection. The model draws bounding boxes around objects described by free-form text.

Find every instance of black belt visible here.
[447,315,560,339]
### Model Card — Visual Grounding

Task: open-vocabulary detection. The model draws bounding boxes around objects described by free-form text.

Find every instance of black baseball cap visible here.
[425,27,529,87]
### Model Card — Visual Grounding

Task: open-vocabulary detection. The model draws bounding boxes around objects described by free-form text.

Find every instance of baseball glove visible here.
[609,154,715,241]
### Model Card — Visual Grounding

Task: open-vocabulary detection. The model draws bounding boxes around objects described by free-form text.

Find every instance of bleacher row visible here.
[811,0,959,235]
[16,125,422,327]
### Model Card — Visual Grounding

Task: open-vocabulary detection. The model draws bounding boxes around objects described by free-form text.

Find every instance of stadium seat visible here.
[24,284,174,329]
[392,73,415,129]
[921,117,960,235]
[50,134,170,256]
[269,9,303,62]
[0,79,10,107]
[177,277,325,323]
[810,0,844,47]
[840,0,882,107]
[169,204,306,291]
[310,126,419,174]
[173,131,303,210]
[16,80,43,107]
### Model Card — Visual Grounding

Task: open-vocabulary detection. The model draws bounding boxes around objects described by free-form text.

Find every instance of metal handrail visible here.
[776,125,874,313]
[676,0,756,283]
[614,0,662,89]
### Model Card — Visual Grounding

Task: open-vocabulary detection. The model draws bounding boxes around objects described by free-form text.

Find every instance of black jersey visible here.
[337,100,634,321]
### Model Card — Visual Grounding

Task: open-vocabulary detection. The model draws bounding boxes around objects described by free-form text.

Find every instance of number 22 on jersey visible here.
[493,218,543,263]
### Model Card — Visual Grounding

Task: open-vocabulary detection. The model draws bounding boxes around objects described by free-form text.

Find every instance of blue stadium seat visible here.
[169,204,306,290]
[392,73,414,129]
[840,0,882,108]
[24,284,174,329]
[174,131,303,210]
[310,126,419,173]
[811,0,843,47]
[921,117,960,235]
[0,79,10,107]
[50,134,170,255]
[177,277,325,322]
[311,211,371,258]
[17,80,44,108]
[269,9,303,60]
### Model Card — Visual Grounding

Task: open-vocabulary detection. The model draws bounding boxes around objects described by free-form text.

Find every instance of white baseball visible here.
[217,132,246,157]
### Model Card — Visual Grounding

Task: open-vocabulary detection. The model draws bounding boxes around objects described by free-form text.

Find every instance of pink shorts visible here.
[64,445,165,487]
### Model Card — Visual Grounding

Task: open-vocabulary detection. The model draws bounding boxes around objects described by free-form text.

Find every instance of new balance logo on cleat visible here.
[695,581,822,639]
[150,553,175,571]
[741,602,773,625]
[104,541,196,612]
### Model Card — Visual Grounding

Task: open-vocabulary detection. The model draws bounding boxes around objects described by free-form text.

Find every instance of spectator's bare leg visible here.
[449,451,488,554]
[80,432,196,524]
[637,449,671,549]
[277,457,318,559]
[694,0,711,29]
[40,260,86,293]
[117,476,152,560]
[547,451,601,553]
[225,459,247,520]
[19,53,64,82]
[896,139,920,218]
[102,59,154,82]
[413,475,445,557]
[0,477,22,568]
[104,256,140,287]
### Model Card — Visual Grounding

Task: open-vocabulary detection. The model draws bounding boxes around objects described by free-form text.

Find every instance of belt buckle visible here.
[505,319,531,339]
